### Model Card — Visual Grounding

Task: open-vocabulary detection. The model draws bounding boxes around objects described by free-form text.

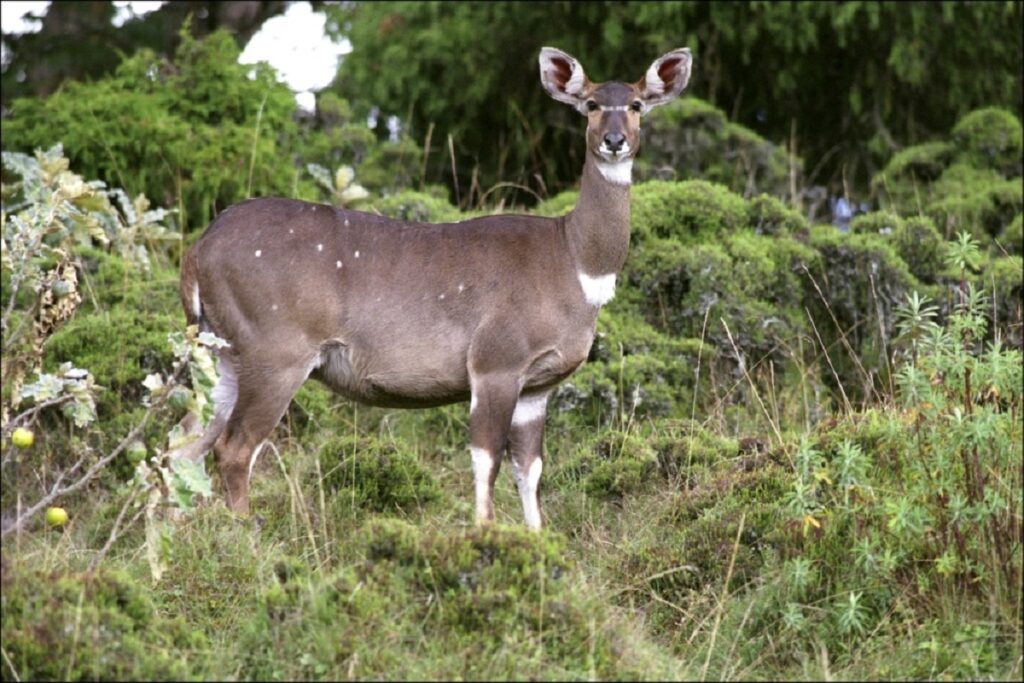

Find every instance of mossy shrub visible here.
[639,96,791,197]
[806,226,922,388]
[999,214,1023,256]
[881,140,956,183]
[240,520,663,680]
[318,433,442,514]
[1,566,206,680]
[950,107,1023,177]
[553,427,658,498]
[892,215,947,283]
[532,189,579,217]
[365,188,464,223]
[850,210,904,236]
[631,179,748,244]
[926,164,1023,241]
[746,193,808,236]
[43,307,178,416]
[980,255,1023,340]
[552,308,702,425]
[651,420,741,479]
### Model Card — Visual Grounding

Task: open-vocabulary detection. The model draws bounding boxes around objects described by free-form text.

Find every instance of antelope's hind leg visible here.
[468,372,521,524]
[213,354,316,515]
[508,391,549,530]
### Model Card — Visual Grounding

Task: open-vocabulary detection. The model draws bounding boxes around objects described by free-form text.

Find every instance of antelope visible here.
[173,46,692,528]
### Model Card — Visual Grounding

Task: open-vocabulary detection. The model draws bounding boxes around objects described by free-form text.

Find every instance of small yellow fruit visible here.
[127,440,147,464]
[11,428,34,448]
[45,506,68,528]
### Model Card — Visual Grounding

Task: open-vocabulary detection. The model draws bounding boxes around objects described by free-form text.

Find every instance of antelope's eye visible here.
[586,100,599,112]
[630,100,643,112]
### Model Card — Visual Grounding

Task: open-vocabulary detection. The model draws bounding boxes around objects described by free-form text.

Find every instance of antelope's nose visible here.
[603,132,626,153]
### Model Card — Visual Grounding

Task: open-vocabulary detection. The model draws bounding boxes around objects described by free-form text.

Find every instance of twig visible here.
[87,487,146,573]
[805,306,853,414]
[700,512,746,681]
[720,318,784,448]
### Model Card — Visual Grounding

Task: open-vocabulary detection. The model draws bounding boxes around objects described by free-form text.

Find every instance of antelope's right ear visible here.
[539,47,589,111]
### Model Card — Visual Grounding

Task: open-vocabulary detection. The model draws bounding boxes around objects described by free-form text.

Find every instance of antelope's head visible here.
[539,46,692,166]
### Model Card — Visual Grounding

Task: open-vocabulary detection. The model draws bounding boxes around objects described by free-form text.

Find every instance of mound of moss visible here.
[318,433,443,514]
[0,566,206,681]
[238,520,675,680]
[639,96,794,198]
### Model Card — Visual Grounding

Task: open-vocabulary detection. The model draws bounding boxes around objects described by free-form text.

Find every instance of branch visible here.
[0,364,187,540]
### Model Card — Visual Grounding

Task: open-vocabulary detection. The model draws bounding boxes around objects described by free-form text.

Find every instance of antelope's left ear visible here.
[639,48,692,109]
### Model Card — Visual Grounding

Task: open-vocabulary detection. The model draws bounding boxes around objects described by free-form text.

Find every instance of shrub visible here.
[555,428,658,498]
[998,214,1023,255]
[318,433,443,514]
[631,179,748,244]
[239,520,671,680]
[638,96,794,197]
[1,566,207,680]
[950,107,1023,177]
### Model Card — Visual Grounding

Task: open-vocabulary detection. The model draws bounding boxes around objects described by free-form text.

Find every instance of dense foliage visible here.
[1,17,1022,682]
[329,1,1022,203]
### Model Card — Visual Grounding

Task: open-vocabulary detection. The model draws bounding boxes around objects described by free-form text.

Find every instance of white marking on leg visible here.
[470,447,494,521]
[513,458,544,530]
[596,158,633,185]
[512,391,549,426]
[578,272,617,306]
[469,391,477,414]
[191,283,201,319]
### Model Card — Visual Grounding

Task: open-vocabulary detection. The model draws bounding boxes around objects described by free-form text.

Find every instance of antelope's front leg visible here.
[508,391,549,530]
[468,373,520,524]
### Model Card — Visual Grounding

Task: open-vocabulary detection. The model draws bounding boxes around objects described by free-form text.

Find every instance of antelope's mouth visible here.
[597,144,633,163]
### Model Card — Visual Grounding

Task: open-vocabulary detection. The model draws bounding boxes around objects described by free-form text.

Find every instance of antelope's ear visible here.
[539,47,590,111]
[639,48,692,109]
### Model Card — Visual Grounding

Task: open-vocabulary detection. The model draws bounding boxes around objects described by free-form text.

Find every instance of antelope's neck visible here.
[565,155,632,278]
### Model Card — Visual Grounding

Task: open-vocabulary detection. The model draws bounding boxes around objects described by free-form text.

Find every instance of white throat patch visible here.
[596,159,633,185]
[578,272,617,307]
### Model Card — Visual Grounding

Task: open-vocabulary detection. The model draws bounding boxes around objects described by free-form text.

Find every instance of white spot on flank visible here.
[254,249,262,257]
[596,158,633,185]
[458,283,465,293]
[336,260,343,269]
[289,229,294,234]
[272,304,278,311]
[344,218,350,226]
[439,293,445,300]
[354,250,360,258]
[512,392,549,426]
[513,458,544,530]
[578,272,617,306]
[191,283,201,319]
[317,244,323,252]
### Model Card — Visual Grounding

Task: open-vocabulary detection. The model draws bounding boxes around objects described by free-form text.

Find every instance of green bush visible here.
[999,214,1023,255]
[950,107,1023,177]
[318,433,443,514]
[892,215,947,283]
[1,567,206,680]
[631,179,748,244]
[364,188,465,223]
[638,96,794,197]
[239,520,672,680]
[555,428,658,498]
